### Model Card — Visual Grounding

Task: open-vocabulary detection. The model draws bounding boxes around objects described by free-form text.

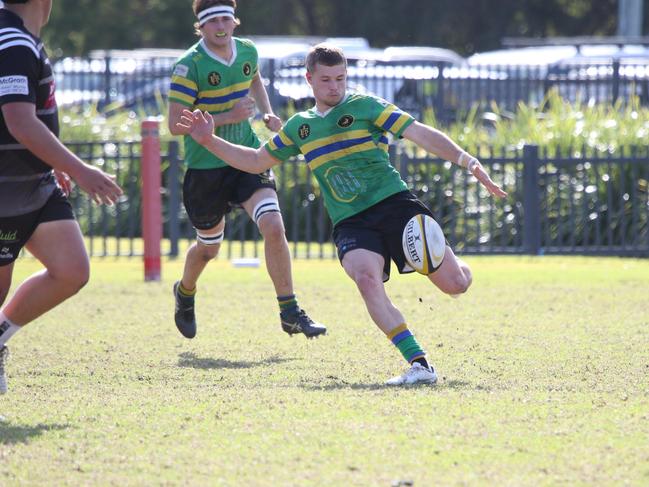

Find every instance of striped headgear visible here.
[197,5,236,27]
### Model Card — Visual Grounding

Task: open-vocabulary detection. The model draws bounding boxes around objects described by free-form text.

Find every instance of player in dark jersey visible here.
[176,43,507,386]
[0,0,123,395]
[167,0,325,340]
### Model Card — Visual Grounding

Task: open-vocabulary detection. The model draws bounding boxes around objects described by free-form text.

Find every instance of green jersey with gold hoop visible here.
[169,37,260,169]
[264,93,415,225]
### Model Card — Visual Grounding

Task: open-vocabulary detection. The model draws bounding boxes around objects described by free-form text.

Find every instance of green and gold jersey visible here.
[264,93,415,225]
[169,37,260,169]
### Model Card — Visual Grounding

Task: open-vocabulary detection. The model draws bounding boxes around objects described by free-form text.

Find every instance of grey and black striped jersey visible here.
[0,8,58,217]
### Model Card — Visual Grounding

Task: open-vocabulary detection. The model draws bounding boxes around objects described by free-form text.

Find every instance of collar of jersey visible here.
[200,38,237,67]
[313,93,350,118]
[0,8,26,28]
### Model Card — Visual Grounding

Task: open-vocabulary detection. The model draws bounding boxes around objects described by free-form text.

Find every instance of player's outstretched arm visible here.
[177,109,277,174]
[168,99,255,137]
[2,103,123,205]
[402,121,507,198]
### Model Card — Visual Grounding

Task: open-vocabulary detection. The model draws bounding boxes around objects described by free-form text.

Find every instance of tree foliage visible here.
[43,0,645,57]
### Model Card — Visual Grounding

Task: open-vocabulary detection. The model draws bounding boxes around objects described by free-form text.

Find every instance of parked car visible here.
[54,49,182,113]
[271,42,466,119]
[253,36,381,112]
[383,46,465,66]
[546,45,649,104]
[465,43,649,108]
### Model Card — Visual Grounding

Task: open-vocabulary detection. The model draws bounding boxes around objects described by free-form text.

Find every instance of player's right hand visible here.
[177,109,215,146]
[470,161,508,198]
[74,165,123,205]
[228,96,256,123]
[54,170,72,196]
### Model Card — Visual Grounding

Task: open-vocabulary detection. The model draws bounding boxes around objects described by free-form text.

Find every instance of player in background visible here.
[167,0,325,339]
[0,0,123,394]
[176,44,507,385]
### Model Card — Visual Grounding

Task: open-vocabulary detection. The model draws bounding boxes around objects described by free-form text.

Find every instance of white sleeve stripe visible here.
[0,32,38,47]
[0,143,26,151]
[39,75,54,85]
[0,28,31,37]
[0,40,40,58]
[36,108,57,115]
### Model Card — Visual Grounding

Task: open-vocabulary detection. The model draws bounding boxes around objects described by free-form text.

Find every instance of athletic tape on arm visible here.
[458,152,479,172]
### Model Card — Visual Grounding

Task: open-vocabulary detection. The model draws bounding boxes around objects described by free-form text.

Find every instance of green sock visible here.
[386,323,428,366]
[277,294,298,315]
[178,282,196,297]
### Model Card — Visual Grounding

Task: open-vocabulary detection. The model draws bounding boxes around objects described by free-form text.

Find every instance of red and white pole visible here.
[141,119,162,282]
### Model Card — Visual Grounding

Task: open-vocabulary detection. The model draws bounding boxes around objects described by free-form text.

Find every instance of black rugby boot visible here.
[280,309,327,339]
[173,281,197,339]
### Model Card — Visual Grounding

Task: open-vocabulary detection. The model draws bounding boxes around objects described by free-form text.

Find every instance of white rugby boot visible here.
[0,345,9,394]
[386,362,438,386]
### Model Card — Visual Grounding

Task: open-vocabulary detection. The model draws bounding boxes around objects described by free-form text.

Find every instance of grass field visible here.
[1,256,648,486]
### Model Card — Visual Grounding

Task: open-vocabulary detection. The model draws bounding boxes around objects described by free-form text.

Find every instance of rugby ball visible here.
[402,214,446,274]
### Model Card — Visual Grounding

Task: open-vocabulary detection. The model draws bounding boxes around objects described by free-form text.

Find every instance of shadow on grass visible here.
[0,422,69,445]
[302,378,475,391]
[303,382,392,391]
[178,352,293,370]
[438,379,475,389]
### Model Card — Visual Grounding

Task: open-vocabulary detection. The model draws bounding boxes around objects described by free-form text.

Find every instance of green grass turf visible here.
[1,256,648,485]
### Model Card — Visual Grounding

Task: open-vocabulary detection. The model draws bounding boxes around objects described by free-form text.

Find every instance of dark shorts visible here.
[0,187,75,267]
[183,166,277,230]
[333,191,443,281]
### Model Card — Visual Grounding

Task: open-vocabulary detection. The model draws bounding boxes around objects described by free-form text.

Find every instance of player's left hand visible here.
[54,170,73,196]
[262,113,282,132]
[177,109,215,146]
[470,161,508,198]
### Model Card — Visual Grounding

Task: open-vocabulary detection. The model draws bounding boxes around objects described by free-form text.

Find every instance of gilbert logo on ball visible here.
[402,214,446,274]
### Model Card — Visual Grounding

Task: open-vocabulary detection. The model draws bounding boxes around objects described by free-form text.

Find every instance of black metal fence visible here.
[268,60,649,122]
[67,140,649,258]
[54,56,649,122]
[54,55,176,114]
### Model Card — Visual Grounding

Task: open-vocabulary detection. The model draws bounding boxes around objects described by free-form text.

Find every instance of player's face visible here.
[200,16,236,51]
[306,63,347,108]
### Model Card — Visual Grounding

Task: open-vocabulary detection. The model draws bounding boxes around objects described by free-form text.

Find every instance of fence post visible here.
[141,119,162,281]
[167,141,181,258]
[103,56,112,108]
[522,144,541,255]
[266,58,278,112]
[434,61,446,124]
[612,60,621,104]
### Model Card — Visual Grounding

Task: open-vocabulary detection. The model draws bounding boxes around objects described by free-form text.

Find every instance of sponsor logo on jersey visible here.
[44,79,57,109]
[243,62,252,76]
[173,64,189,78]
[298,124,311,140]
[208,71,221,86]
[337,114,354,128]
[0,75,29,97]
